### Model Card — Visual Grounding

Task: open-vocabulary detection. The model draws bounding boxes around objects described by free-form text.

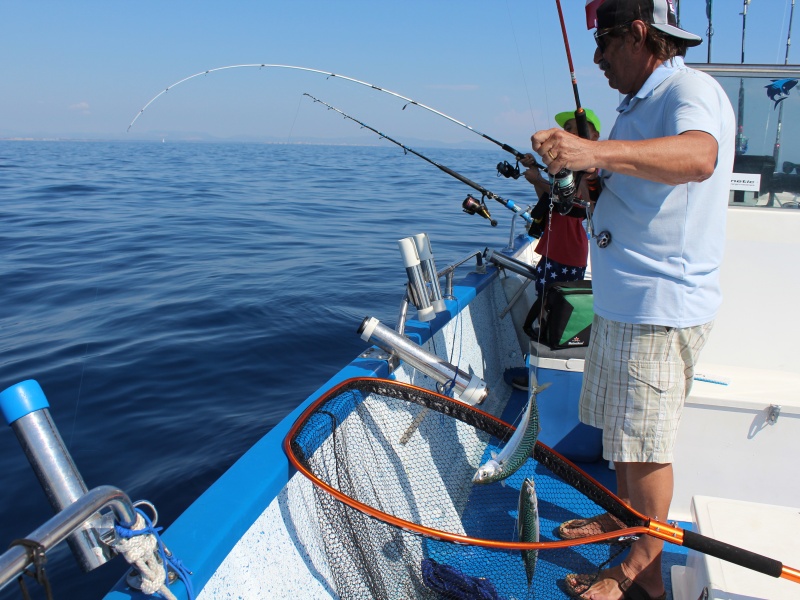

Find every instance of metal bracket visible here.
[359,347,400,372]
[360,347,391,361]
[767,404,781,425]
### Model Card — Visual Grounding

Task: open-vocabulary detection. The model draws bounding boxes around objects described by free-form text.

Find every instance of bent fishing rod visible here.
[126,63,543,176]
[303,93,533,228]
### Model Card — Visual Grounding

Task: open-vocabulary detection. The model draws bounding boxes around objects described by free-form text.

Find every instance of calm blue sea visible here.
[0,141,530,598]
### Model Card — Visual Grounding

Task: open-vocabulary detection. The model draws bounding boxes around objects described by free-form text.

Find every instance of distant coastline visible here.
[0,136,497,150]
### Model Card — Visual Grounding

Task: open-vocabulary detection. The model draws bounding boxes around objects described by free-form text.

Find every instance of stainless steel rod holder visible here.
[1,380,116,571]
[484,249,539,281]
[399,237,435,321]
[413,233,446,313]
[358,317,487,405]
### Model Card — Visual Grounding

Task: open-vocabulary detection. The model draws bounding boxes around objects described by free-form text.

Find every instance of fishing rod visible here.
[773,0,796,165]
[126,63,543,175]
[545,1,594,215]
[736,1,752,155]
[551,0,610,248]
[555,0,591,141]
[303,93,534,228]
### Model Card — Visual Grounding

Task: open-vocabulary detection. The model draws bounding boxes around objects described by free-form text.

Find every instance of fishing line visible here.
[443,309,464,397]
[535,1,555,133]
[504,0,539,132]
[126,63,543,170]
[68,287,99,451]
[302,93,534,227]
[285,95,304,144]
[529,1,601,386]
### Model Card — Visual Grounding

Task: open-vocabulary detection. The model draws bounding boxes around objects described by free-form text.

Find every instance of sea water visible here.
[0,140,530,598]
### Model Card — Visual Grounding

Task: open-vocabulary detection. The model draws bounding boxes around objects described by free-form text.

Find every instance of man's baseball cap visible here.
[585,0,702,47]
[554,109,601,134]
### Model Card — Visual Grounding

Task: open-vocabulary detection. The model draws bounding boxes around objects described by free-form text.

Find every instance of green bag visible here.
[524,280,593,349]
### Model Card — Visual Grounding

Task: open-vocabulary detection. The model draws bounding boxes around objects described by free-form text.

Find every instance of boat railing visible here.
[0,485,137,592]
[507,210,532,251]
[688,63,800,78]
[440,250,486,298]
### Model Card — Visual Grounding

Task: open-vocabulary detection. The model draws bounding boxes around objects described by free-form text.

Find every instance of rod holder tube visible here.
[0,380,115,571]
[358,317,487,405]
[413,233,446,313]
[398,237,435,321]
[484,249,539,281]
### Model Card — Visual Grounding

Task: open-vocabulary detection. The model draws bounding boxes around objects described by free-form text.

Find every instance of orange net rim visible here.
[283,376,653,551]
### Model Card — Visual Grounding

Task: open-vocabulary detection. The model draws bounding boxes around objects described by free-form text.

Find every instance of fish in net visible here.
[284,378,800,599]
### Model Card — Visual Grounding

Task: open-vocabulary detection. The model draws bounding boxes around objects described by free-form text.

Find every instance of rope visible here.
[8,538,53,600]
[113,508,194,600]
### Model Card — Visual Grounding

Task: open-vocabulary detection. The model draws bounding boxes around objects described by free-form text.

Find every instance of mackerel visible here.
[472,383,550,484]
[518,477,540,586]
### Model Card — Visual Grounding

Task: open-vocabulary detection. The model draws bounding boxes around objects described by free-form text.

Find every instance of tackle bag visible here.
[523,279,593,349]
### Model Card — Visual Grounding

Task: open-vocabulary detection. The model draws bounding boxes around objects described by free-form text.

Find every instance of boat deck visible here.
[498,373,690,599]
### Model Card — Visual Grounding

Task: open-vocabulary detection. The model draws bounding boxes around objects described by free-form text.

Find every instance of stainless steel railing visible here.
[0,485,136,592]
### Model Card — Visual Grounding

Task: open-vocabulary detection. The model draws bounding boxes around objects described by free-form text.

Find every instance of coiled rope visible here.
[113,507,194,600]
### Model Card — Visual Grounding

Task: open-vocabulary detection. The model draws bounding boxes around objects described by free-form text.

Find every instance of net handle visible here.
[647,522,800,583]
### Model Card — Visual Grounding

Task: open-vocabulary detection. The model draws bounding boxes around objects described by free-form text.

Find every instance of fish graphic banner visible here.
[766,79,798,109]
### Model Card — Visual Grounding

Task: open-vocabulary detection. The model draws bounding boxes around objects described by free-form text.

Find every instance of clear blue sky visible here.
[2,0,796,147]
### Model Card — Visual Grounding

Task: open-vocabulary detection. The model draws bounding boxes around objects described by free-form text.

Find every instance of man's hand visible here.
[532,128,597,174]
[533,129,718,185]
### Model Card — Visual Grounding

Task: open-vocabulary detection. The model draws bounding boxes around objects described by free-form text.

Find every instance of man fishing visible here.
[530,1,735,599]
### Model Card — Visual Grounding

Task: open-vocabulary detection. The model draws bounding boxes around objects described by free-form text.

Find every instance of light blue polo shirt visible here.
[591,56,736,327]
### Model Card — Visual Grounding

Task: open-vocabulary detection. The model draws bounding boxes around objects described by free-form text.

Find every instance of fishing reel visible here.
[552,169,580,215]
[595,230,612,248]
[496,160,521,179]
[462,194,497,227]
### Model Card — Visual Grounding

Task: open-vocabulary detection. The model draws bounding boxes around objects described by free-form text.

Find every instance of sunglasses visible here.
[594,24,630,53]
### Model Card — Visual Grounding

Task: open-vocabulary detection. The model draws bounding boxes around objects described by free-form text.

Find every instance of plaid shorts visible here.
[579,314,713,463]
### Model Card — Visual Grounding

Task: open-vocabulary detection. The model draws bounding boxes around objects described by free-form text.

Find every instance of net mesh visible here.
[287,378,645,599]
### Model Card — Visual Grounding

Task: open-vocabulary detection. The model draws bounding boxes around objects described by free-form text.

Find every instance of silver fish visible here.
[472,382,550,484]
[518,477,539,586]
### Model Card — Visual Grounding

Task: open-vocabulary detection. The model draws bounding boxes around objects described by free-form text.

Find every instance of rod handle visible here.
[574,108,591,141]
[682,529,784,579]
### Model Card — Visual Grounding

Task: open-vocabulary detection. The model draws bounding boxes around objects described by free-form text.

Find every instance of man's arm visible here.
[532,129,718,186]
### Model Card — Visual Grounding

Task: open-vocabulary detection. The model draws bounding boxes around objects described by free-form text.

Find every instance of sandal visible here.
[556,512,635,545]
[563,566,666,600]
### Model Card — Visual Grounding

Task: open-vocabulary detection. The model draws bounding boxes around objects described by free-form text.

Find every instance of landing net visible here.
[285,378,646,599]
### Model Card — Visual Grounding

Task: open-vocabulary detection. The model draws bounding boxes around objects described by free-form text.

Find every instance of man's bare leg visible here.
[578,462,671,599]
